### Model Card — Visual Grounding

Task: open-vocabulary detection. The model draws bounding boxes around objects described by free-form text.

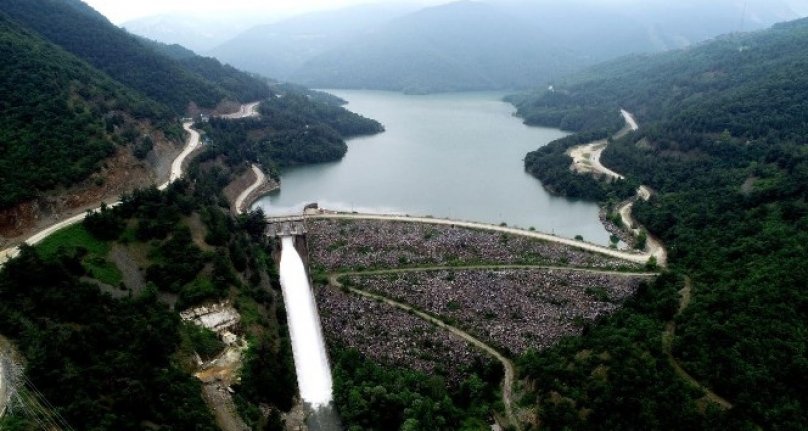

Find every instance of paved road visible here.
[234,164,265,215]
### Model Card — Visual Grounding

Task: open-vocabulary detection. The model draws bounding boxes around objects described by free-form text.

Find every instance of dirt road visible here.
[662,278,733,409]
[161,122,200,189]
[220,102,261,120]
[329,275,523,431]
[234,164,266,215]
[0,121,198,266]
[568,140,625,180]
[309,212,656,265]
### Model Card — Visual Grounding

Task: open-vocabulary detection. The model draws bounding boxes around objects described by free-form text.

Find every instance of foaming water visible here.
[278,236,333,407]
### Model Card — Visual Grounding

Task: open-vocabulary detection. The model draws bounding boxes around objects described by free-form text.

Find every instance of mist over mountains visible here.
[125,0,803,93]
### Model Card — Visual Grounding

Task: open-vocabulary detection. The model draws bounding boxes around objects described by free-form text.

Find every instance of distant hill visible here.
[206,0,801,93]
[208,3,414,81]
[0,11,168,209]
[504,0,800,63]
[1,0,268,113]
[512,17,808,428]
[291,1,579,93]
[123,12,268,53]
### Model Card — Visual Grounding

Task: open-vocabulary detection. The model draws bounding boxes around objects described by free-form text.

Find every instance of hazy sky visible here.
[84,0,808,24]
[83,0,443,23]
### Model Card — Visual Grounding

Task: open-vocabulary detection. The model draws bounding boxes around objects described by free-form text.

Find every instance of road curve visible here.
[0,122,197,266]
[619,199,667,267]
[328,275,523,431]
[567,109,637,180]
[220,102,261,120]
[161,121,201,189]
[0,99,264,267]
[568,140,625,180]
[0,103,260,418]
[0,122,200,267]
[234,164,266,215]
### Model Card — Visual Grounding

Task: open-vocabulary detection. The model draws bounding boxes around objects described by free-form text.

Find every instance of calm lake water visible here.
[255,90,611,245]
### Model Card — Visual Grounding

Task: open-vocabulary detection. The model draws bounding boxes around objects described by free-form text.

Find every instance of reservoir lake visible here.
[254,90,612,245]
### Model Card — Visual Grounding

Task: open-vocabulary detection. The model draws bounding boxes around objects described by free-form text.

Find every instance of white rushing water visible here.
[278,236,333,407]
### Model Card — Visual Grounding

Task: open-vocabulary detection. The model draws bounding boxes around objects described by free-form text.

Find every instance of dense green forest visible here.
[0,0,271,209]
[331,347,501,431]
[141,38,271,104]
[0,146,296,429]
[197,89,383,177]
[0,12,169,209]
[511,18,808,429]
[1,0,268,112]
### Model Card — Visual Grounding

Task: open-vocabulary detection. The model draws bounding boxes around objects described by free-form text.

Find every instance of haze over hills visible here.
[122,13,270,53]
[0,0,369,239]
[208,3,417,83]
[197,0,802,93]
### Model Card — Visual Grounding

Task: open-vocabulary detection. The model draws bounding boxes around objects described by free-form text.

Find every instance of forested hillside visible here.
[0,12,169,209]
[512,18,808,429]
[1,0,268,112]
[198,89,384,178]
[0,0,270,213]
[141,38,271,104]
[0,135,304,430]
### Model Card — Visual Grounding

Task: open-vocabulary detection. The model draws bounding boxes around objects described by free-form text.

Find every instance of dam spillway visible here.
[278,235,333,408]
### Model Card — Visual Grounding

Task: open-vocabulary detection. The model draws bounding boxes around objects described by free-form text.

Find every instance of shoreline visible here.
[233,164,279,215]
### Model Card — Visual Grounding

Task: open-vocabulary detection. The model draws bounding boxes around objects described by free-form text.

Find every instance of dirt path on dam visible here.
[329,274,523,431]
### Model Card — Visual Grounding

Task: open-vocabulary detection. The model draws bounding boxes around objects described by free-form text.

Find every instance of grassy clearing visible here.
[36,223,123,286]
[36,223,108,258]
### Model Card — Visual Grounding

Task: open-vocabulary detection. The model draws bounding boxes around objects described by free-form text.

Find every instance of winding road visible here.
[0,121,198,267]
[567,110,732,411]
[0,103,260,418]
[0,101,262,267]
[234,164,265,215]
[564,110,667,266]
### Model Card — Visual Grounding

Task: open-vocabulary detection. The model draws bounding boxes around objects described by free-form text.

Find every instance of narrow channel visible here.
[278,236,341,430]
